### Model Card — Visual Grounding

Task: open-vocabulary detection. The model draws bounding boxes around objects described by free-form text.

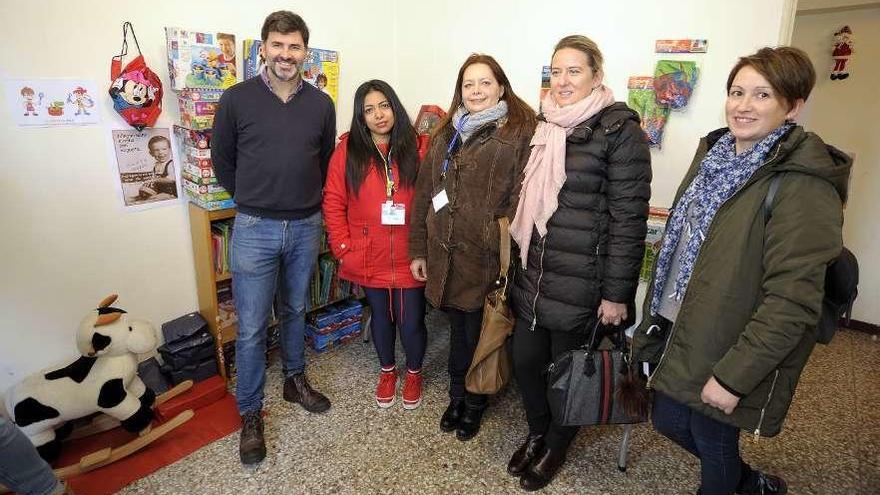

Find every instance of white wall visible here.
[0,0,793,394]
[394,0,790,207]
[792,6,880,324]
[0,0,392,395]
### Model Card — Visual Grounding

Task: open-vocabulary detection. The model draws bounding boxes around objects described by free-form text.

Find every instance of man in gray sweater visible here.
[211,10,336,466]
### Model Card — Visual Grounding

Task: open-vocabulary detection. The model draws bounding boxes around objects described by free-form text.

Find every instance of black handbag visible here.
[546,321,649,427]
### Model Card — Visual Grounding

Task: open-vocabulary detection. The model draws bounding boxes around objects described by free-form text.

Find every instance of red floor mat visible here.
[56,382,239,495]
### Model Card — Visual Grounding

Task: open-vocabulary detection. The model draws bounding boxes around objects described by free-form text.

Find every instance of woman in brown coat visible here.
[409,53,535,441]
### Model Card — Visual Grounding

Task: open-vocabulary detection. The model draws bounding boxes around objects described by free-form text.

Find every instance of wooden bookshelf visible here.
[188,203,361,381]
[188,203,236,380]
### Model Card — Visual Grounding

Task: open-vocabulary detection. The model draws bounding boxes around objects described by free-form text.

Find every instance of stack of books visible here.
[307,254,360,310]
[211,219,233,275]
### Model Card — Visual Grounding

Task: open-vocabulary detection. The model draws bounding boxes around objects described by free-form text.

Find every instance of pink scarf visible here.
[510,85,616,264]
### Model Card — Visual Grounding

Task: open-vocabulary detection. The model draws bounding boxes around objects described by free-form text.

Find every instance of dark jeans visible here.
[231,211,322,414]
[445,308,487,408]
[363,287,427,371]
[652,391,751,495]
[512,318,588,451]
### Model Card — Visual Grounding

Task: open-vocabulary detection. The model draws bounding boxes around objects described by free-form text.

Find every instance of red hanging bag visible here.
[109,22,163,130]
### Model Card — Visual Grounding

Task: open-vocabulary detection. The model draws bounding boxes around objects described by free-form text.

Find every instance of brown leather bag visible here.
[465,217,514,395]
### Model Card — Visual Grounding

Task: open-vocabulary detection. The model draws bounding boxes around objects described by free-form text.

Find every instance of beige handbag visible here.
[465,217,514,395]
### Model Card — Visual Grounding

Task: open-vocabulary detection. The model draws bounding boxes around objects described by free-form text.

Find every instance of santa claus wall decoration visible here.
[830,25,853,81]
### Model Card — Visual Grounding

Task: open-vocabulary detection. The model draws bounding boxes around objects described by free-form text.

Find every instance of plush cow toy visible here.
[2,295,157,461]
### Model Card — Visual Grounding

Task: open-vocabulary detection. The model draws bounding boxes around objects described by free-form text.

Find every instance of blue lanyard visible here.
[441,114,469,177]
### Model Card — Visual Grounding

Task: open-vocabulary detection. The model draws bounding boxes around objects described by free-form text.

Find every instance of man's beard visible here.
[269,57,302,82]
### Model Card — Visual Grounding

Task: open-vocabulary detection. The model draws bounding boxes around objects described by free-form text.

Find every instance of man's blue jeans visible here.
[0,417,61,495]
[231,211,322,414]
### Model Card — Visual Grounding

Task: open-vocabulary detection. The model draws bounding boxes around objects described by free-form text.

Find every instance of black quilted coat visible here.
[510,102,651,333]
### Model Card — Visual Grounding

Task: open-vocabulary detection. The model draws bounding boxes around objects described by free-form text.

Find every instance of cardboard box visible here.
[166,28,238,92]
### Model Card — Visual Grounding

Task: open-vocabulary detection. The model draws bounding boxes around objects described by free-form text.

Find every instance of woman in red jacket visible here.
[323,80,429,409]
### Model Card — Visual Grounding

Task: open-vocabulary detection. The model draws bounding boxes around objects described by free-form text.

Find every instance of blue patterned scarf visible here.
[650,123,793,315]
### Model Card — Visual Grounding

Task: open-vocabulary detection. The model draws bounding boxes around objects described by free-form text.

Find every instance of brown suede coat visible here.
[409,120,533,311]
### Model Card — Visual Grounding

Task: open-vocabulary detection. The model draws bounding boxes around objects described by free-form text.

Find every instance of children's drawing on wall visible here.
[21,86,40,116]
[68,86,94,115]
[5,79,102,127]
[110,128,180,210]
[830,25,853,81]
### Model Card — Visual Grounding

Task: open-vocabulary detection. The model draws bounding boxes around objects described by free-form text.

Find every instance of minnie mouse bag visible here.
[109,22,163,130]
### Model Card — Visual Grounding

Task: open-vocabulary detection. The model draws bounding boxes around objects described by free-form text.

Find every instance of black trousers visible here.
[363,287,427,371]
[512,317,588,450]
[444,308,487,408]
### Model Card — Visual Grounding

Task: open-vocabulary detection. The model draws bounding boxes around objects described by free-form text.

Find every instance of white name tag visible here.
[432,190,449,212]
[381,201,406,225]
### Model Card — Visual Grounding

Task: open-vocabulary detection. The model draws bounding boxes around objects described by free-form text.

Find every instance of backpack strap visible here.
[763,174,783,221]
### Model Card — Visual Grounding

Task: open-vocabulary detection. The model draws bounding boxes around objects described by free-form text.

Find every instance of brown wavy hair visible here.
[727,46,815,111]
[433,54,536,139]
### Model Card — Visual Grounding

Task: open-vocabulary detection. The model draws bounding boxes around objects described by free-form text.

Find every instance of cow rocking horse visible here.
[1,295,195,487]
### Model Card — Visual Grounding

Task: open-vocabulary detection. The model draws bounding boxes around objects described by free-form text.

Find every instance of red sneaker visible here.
[376,368,397,408]
[402,369,423,410]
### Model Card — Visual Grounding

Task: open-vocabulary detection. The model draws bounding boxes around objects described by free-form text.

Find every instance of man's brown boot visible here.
[283,373,331,413]
[239,411,266,465]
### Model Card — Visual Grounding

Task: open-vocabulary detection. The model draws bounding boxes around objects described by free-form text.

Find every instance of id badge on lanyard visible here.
[377,142,406,225]
[381,201,406,225]
[434,113,468,213]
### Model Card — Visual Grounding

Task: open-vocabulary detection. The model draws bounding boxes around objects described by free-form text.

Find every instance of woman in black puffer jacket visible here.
[506,35,651,491]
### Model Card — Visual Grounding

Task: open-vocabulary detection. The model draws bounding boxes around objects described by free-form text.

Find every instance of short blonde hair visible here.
[553,35,604,74]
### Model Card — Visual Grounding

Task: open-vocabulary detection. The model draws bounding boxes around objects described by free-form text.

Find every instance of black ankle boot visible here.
[739,471,787,495]
[455,405,485,441]
[519,446,566,491]
[507,434,545,476]
[440,398,465,432]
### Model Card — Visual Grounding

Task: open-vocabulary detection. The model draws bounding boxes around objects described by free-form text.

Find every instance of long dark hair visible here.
[346,80,419,196]
[433,54,537,140]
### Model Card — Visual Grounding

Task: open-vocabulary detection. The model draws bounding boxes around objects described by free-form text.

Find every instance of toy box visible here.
[182,170,219,185]
[177,88,223,130]
[183,180,231,202]
[182,162,216,179]
[183,179,231,201]
[309,299,363,330]
[306,320,361,353]
[174,126,212,149]
[184,189,235,210]
[166,28,238,91]
[182,145,211,160]
[640,207,670,282]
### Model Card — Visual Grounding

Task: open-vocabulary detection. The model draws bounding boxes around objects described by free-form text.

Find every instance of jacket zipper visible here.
[362,226,369,276]
[646,144,783,389]
[529,237,548,331]
[753,369,780,441]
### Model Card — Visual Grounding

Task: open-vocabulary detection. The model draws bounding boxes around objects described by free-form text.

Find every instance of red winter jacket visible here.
[322,133,428,289]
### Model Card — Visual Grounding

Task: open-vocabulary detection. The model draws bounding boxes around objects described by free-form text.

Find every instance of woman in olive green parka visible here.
[633,47,851,495]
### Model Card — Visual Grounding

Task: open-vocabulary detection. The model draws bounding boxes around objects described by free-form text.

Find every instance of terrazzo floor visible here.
[121,311,879,494]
